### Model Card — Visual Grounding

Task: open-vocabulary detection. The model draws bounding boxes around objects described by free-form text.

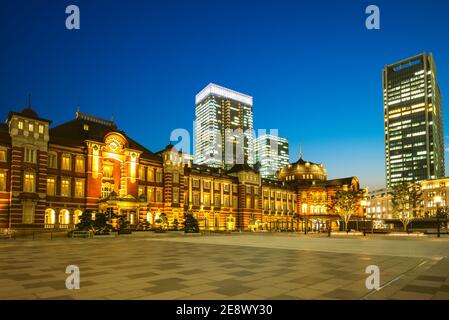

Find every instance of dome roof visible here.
[280,156,327,183]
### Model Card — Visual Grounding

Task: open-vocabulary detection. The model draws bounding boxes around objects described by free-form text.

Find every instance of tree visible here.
[328,189,365,232]
[184,214,200,233]
[75,210,95,231]
[93,212,113,235]
[390,182,423,232]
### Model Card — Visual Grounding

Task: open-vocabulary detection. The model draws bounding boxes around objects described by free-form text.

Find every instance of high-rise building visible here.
[255,134,289,179]
[383,53,445,188]
[194,83,254,169]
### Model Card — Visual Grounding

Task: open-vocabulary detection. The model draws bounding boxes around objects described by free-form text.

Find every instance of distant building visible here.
[255,134,289,179]
[366,188,393,220]
[194,83,254,169]
[383,53,445,188]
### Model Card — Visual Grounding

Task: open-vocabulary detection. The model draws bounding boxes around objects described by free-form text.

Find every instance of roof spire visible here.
[299,144,303,159]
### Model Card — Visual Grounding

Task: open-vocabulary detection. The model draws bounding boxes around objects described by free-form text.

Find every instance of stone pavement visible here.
[0,234,448,300]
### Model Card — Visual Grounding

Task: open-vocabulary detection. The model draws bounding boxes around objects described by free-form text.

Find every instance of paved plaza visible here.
[1,233,449,300]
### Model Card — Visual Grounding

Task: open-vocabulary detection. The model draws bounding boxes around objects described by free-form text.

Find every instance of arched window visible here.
[73,209,82,225]
[59,209,70,225]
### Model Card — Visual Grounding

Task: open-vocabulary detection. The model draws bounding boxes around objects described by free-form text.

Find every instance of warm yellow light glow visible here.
[434,196,442,204]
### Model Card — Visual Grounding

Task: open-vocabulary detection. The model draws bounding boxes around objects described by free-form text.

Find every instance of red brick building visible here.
[0,106,362,232]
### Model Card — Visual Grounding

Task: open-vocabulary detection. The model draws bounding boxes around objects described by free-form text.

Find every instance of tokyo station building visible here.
[0,106,362,232]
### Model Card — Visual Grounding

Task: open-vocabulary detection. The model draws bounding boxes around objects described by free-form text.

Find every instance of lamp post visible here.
[434,195,442,238]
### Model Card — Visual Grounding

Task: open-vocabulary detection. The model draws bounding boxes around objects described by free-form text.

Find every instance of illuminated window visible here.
[204,193,210,206]
[246,196,252,208]
[173,172,179,184]
[83,124,89,131]
[214,182,220,190]
[204,181,211,189]
[47,177,55,196]
[61,178,71,197]
[224,184,229,192]
[24,172,35,192]
[75,156,85,172]
[193,193,200,206]
[254,196,259,209]
[156,169,163,183]
[24,148,36,163]
[101,182,113,199]
[224,195,230,207]
[18,120,23,130]
[61,154,72,171]
[48,152,57,168]
[138,185,145,197]
[28,123,34,132]
[38,125,44,134]
[173,187,179,203]
[139,166,145,180]
[232,185,238,193]
[147,187,155,202]
[147,167,154,181]
[156,189,163,202]
[193,179,199,188]
[103,164,113,178]
[75,180,84,198]
[214,194,221,206]
[22,201,35,224]
[0,171,6,191]
[0,149,6,162]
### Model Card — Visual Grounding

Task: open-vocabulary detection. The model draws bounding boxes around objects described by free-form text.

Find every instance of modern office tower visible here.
[255,134,289,179]
[383,53,445,188]
[194,83,254,169]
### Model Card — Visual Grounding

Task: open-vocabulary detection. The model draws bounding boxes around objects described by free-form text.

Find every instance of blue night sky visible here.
[1,0,449,190]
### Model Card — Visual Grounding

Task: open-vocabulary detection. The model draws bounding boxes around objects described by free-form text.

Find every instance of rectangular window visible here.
[214,194,221,206]
[138,185,145,197]
[204,181,211,189]
[156,189,163,202]
[193,193,200,206]
[48,153,57,168]
[28,123,34,132]
[61,178,71,197]
[22,201,35,224]
[103,164,113,178]
[47,177,55,196]
[147,167,154,181]
[147,187,155,202]
[224,195,230,207]
[232,185,238,193]
[173,187,179,203]
[204,193,210,206]
[0,149,6,162]
[246,196,252,208]
[254,196,259,209]
[18,120,23,130]
[0,171,6,191]
[224,184,230,192]
[38,125,44,134]
[61,154,71,171]
[233,196,238,209]
[193,179,199,188]
[246,186,252,194]
[75,157,85,172]
[139,166,146,180]
[24,172,35,192]
[173,172,179,184]
[156,170,163,183]
[214,182,220,190]
[75,180,84,198]
[24,148,36,163]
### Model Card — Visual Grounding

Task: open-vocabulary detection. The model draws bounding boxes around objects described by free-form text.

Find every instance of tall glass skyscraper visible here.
[383,53,445,188]
[194,83,254,169]
[255,134,289,179]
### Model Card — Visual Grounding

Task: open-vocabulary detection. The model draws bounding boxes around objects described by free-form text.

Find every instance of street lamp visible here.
[434,195,442,238]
